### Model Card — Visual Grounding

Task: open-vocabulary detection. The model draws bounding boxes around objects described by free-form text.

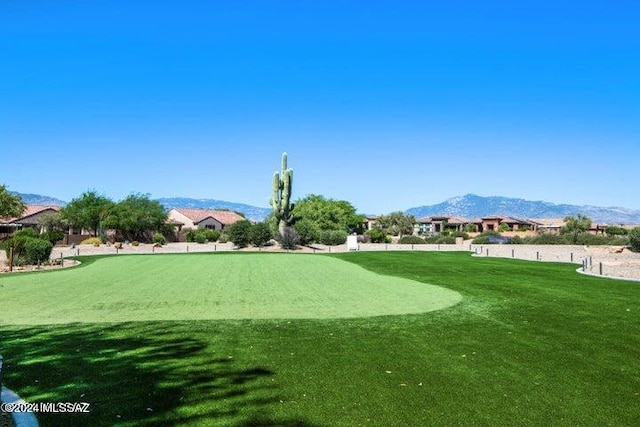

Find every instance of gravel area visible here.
[1,241,639,281]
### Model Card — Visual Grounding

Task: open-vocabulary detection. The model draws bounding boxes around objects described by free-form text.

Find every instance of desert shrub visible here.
[226,220,252,248]
[574,234,615,245]
[525,234,566,245]
[510,235,523,244]
[22,238,53,264]
[152,233,166,245]
[81,237,102,246]
[131,241,139,246]
[518,225,532,232]
[450,231,470,240]
[471,231,502,244]
[278,226,299,250]
[3,235,53,265]
[435,236,457,244]
[250,222,272,247]
[204,229,220,242]
[398,236,425,244]
[365,229,388,244]
[218,233,229,243]
[318,230,348,246]
[183,228,196,242]
[357,234,370,243]
[606,226,628,236]
[293,219,319,245]
[629,227,640,252]
[195,232,206,244]
[498,223,510,232]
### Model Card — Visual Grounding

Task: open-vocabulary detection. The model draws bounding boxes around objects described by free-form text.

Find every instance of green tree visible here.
[374,211,416,237]
[104,194,167,242]
[250,222,273,247]
[292,194,363,234]
[61,191,114,236]
[226,220,252,248]
[0,184,26,219]
[629,227,640,252]
[37,211,69,244]
[561,214,592,244]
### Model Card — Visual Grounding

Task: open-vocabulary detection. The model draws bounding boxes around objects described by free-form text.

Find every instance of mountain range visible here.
[405,194,640,225]
[12,192,640,224]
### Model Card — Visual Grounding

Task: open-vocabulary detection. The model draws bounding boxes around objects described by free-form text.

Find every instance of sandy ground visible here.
[1,241,639,281]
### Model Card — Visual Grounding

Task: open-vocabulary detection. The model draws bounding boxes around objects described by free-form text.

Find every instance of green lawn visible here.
[0,253,460,323]
[1,252,639,426]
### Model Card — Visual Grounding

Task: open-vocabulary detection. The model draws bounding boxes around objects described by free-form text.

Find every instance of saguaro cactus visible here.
[270,152,293,234]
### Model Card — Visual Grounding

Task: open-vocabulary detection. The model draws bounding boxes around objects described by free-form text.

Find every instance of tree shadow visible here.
[0,322,319,426]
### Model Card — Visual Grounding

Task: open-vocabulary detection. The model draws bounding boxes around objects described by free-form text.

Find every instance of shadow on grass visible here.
[1,322,317,426]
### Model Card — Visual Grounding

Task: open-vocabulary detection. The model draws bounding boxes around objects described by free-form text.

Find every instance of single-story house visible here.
[167,208,245,233]
[0,205,61,238]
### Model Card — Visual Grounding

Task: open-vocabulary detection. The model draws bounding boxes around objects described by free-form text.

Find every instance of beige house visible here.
[167,208,245,232]
[0,205,61,238]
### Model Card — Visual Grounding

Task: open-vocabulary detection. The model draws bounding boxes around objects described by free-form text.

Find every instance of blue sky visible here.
[2,1,639,214]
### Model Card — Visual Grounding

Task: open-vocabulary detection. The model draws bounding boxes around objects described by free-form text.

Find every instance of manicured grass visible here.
[1,252,639,426]
[0,253,460,323]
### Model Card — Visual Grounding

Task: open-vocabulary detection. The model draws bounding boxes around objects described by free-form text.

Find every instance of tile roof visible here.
[173,208,245,225]
[0,205,61,224]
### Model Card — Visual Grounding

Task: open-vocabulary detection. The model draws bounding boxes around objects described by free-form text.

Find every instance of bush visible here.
[318,229,348,246]
[183,228,196,242]
[398,236,425,244]
[131,241,139,246]
[23,238,53,264]
[81,237,102,246]
[450,231,470,240]
[204,229,220,242]
[278,226,299,250]
[218,233,229,243]
[195,232,206,244]
[226,220,252,248]
[2,235,53,265]
[250,222,272,247]
[628,227,640,252]
[471,231,502,244]
[293,219,319,246]
[365,229,388,244]
[435,236,456,244]
[606,226,628,236]
[510,235,523,244]
[152,233,166,245]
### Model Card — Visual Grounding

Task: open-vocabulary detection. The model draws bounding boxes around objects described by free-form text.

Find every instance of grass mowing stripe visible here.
[0,253,461,323]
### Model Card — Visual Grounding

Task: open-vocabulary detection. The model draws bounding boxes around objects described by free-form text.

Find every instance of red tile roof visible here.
[173,208,245,225]
[1,205,61,224]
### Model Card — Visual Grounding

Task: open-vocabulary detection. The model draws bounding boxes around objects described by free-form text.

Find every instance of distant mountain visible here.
[12,192,271,221]
[156,197,271,221]
[405,194,640,225]
[13,192,67,206]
